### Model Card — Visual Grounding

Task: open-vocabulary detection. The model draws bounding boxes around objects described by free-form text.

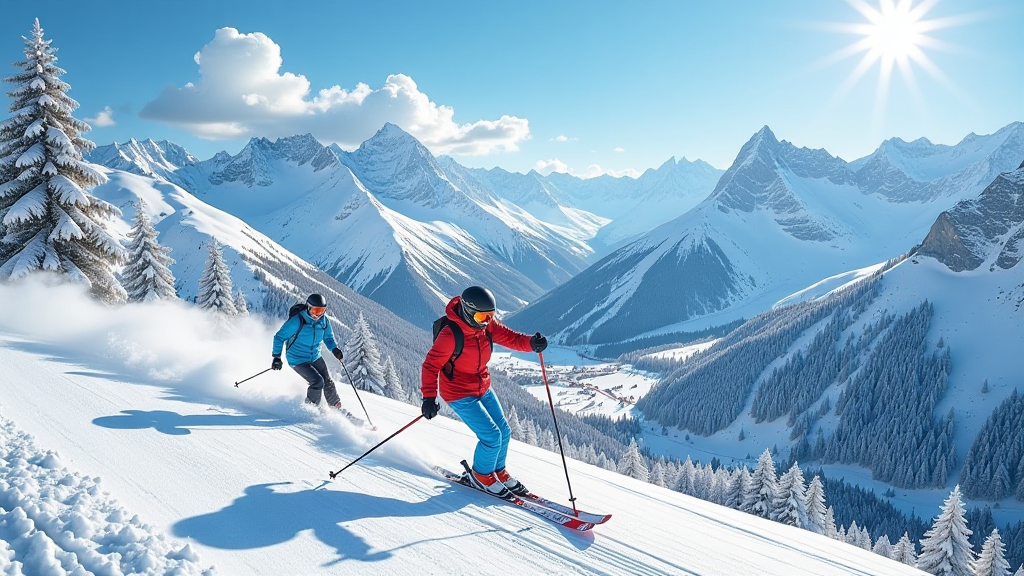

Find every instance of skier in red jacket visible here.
[421,286,547,498]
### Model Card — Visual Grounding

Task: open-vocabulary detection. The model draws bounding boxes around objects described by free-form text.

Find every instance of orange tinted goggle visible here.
[473,310,495,323]
[309,306,327,317]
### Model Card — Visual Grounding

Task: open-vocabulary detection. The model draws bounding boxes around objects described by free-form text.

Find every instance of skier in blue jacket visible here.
[271,294,346,407]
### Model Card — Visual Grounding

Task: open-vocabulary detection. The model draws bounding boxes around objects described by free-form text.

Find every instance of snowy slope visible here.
[508,122,1024,348]
[0,282,926,576]
[84,165,432,398]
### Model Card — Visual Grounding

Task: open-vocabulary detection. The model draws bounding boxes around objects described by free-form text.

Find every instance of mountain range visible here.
[507,122,1024,349]
[631,158,1024,522]
[88,125,724,327]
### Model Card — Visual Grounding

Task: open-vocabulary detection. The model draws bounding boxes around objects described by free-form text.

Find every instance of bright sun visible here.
[816,0,970,131]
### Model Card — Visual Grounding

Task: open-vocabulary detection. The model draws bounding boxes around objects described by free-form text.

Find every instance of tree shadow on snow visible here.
[173,482,488,565]
[93,409,285,435]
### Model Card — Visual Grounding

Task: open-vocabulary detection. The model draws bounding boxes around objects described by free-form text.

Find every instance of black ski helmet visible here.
[306,293,327,308]
[460,286,495,328]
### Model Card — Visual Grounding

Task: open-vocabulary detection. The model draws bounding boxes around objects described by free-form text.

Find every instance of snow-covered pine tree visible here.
[892,532,918,565]
[0,19,126,302]
[121,199,176,302]
[1013,565,1023,576]
[723,467,749,509]
[872,534,893,559]
[617,438,649,481]
[918,485,975,576]
[507,405,523,441]
[742,449,778,519]
[771,462,809,528]
[650,459,667,487]
[234,289,248,315]
[196,238,237,314]
[970,528,1010,576]
[823,506,839,539]
[806,475,828,534]
[345,312,387,395]
[380,355,407,401]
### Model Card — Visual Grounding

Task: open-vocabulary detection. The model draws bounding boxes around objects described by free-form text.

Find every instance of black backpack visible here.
[285,303,307,349]
[432,316,491,379]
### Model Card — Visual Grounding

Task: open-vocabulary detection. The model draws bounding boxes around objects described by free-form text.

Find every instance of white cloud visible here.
[579,164,641,179]
[551,135,572,142]
[85,106,116,127]
[534,158,569,175]
[613,146,625,153]
[141,27,529,156]
[534,159,639,179]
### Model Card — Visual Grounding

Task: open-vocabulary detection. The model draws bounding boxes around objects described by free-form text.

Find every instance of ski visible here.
[433,465,602,531]
[521,492,611,526]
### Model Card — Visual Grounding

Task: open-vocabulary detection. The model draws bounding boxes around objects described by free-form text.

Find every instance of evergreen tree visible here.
[872,534,893,559]
[234,289,248,315]
[196,238,236,314]
[918,485,975,576]
[650,459,667,488]
[0,19,126,302]
[893,532,919,566]
[1013,566,1023,576]
[617,438,649,481]
[381,355,407,401]
[823,506,839,539]
[345,312,387,395]
[507,405,523,441]
[723,467,749,509]
[743,449,778,519]
[121,200,175,302]
[971,529,1011,576]
[806,475,828,534]
[771,462,809,528]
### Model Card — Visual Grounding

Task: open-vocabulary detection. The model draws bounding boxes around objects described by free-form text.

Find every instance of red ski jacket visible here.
[421,296,533,403]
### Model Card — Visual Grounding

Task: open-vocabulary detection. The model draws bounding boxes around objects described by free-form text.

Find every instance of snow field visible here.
[0,412,211,576]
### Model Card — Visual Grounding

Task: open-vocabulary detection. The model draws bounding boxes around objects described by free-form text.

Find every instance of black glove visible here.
[271,356,283,370]
[332,347,344,361]
[530,332,548,353]
[421,397,439,420]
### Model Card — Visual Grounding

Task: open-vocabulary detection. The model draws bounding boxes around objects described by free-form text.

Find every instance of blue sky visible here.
[3,0,1021,177]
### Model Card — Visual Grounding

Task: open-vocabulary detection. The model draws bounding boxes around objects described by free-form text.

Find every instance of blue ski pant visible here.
[447,389,511,475]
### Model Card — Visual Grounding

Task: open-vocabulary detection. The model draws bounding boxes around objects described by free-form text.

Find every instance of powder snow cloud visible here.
[141,27,530,156]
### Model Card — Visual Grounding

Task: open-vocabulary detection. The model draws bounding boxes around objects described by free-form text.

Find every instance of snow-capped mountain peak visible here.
[918,160,1024,272]
[87,138,197,180]
[207,133,338,187]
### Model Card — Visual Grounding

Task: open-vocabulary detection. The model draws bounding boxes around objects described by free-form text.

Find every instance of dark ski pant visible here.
[291,357,340,406]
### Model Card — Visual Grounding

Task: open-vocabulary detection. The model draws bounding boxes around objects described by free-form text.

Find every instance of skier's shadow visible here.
[93,409,285,436]
[173,482,476,564]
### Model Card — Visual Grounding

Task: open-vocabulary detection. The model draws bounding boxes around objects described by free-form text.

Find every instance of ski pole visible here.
[234,368,272,388]
[539,351,579,515]
[337,357,376,429]
[328,415,422,479]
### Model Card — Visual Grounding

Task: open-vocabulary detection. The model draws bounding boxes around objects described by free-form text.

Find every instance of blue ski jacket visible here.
[272,309,339,366]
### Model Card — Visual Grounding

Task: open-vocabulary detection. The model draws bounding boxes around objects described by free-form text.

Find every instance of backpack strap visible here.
[285,313,307,350]
[440,318,463,380]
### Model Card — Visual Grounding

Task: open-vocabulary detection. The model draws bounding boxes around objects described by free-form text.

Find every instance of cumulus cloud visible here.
[550,135,573,142]
[85,106,116,127]
[141,27,530,156]
[613,146,625,153]
[534,158,570,175]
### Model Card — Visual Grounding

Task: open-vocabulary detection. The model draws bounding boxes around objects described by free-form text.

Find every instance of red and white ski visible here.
[433,465,610,531]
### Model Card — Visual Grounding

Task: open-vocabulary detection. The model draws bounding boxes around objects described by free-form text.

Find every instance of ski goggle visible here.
[308,306,327,317]
[472,310,495,324]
